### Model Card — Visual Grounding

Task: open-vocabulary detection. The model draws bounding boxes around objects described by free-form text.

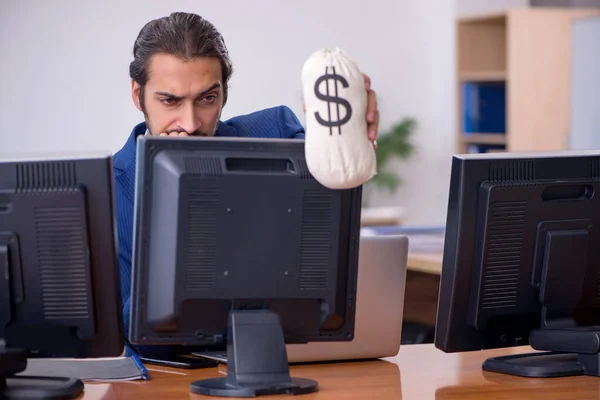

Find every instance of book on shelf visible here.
[466,144,506,154]
[462,81,506,135]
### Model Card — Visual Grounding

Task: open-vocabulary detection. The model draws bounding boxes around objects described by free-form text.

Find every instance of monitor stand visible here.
[483,226,600,378]
[1,242,83,399]
[1,341,84,399]
[191,309,319,397]
[483,327,600,378]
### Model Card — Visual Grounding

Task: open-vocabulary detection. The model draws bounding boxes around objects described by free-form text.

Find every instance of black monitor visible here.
[129,136,362,397]
[0,153,124,399]
[435,150,600,378]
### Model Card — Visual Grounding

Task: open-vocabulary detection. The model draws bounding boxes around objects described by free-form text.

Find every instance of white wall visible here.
[0,0,456,226]
[570,16,600,150]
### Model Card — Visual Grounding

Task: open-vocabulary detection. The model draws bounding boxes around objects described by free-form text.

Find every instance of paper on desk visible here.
[16,356,148,382]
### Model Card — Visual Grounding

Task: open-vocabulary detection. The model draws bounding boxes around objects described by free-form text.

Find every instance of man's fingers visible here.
[367,110,379,140]
[368,112,379,141]
[159,131,189,137]
[366,89,378,140]
[362,73,378,141]
[362,73,371,91]
[366,89,377,122]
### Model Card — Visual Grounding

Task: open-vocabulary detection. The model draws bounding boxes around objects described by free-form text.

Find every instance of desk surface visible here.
[407,251,443,275]
[401,228,444,275]
[81,344,599,399]
[360,224,445,275]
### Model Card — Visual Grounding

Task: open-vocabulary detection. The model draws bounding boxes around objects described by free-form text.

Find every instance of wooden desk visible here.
[404,251,443,327]
[407,251,443,275]
[80,345,599,399]
[403,228,444,275]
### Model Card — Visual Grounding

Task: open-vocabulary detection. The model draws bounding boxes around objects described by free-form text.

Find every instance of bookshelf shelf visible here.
[459,71,507,82]
[456,7,600,154]
[462,133,506,145]
[458,11,506,24]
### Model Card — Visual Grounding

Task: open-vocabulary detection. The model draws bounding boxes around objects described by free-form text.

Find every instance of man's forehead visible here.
[146,53,223,90]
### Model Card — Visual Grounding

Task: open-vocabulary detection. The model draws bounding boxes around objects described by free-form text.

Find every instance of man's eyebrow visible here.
[154,83,221,101]
[194,83,222,99]
[155,91,183,100]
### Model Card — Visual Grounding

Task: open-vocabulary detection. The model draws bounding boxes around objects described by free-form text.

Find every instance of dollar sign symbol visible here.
[314,66,353,135]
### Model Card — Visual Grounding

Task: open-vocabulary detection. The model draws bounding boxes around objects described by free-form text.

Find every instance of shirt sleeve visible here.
[278,106,306,139]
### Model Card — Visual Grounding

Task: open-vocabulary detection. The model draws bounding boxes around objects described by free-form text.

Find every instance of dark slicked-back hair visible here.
[129,12,233,107]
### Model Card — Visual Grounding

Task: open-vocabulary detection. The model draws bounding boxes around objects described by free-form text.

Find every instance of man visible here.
[112,12,379,357]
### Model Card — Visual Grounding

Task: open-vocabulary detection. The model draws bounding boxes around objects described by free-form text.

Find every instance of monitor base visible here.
[191,377,318,397]
[4,376,84,400]
[1,344,83,400]
[190,309,319,397]
[483,351,600,378]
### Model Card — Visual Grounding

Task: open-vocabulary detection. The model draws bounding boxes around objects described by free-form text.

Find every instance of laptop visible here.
[193,234,408,364]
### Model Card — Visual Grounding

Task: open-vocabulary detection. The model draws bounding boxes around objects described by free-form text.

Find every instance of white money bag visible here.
[301,48,376,189]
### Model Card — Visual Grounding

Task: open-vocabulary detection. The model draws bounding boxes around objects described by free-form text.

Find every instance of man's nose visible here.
[177,104,201,134]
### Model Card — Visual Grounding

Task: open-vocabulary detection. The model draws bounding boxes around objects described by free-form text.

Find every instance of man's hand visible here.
[363,73,379,149]
[158,131,189,137]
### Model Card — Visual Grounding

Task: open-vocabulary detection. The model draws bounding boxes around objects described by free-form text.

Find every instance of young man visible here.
[112,12,379,357]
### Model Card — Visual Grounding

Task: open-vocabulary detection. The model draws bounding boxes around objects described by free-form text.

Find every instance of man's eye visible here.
[203,95,217,103]
[160,98,177,105]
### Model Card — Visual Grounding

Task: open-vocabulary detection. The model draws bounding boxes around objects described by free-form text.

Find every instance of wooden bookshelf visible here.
[459,71,507,82]
[456,7,600,154]
[462,133,506,145]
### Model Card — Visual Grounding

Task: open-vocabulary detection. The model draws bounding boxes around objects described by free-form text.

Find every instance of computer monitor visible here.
[435,150,600,378]
[129,135,362,397]
[0,152,124,399]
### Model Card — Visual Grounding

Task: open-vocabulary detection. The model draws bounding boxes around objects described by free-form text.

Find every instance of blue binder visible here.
[463,82,506,134]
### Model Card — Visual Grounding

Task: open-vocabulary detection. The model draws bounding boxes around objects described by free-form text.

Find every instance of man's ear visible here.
[132,80,143,112]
